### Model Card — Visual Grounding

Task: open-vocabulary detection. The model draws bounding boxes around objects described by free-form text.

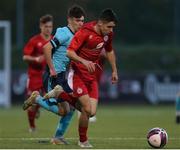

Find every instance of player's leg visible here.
[35,104,40,119]
[23,92,69,116]
[25,74,48,132]
[77,99,98,123]
[44,72,92,146]
[53,85,92,147]
[27,103,40,132]
[44,85,79,108]
[33,89,44,120]
[47,72,75,144]
[89,99,98,122]
[24,87,40,133]
[78,81,98,147]
[78,97,97,147]
[68,73,92,147]
[23,77,65,115]
[49,101,74,145]
[176,92,180,123]
[78,111,92,148]
[27,106,36,132]
[76,94,92,148]
[88,80,99,121]
[51,107,75,145]
[38,97,69,116]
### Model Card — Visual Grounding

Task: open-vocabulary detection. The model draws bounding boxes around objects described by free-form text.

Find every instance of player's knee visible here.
[58,102,70,116]
[58,107,70,116]
[90,112,96,117]
[83,106,91,117]
[90,105,97,117]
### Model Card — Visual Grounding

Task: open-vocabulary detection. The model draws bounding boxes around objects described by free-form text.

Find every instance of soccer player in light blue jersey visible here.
[23,5,85,145]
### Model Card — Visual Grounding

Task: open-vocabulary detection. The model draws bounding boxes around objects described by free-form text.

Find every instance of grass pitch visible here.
[0,104,180,149]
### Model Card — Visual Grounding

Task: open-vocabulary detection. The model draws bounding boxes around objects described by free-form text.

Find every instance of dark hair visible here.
[67,5,86,18]
[99,8,118,23]
[40,14,53,24]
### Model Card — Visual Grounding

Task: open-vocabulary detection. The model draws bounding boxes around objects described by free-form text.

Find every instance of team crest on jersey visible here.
[104,35,109,42]
[96,42,104,49]
[77,87,83,94]
[37,42,42,47]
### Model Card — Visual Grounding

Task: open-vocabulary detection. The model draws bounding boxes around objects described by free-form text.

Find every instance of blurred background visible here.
[1,0,180,107]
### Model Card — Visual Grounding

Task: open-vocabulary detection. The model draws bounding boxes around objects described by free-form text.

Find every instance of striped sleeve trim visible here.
[50,37,60,49]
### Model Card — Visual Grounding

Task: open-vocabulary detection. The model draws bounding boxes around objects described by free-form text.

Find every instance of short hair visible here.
[67,5,86,18]
[98,8,118,23]
[40,14,53,24]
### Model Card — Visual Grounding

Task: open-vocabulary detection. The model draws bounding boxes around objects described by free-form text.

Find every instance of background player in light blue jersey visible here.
[23,5,85,145]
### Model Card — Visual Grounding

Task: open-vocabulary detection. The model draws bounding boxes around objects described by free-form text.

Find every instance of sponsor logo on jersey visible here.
[96,42,104,49]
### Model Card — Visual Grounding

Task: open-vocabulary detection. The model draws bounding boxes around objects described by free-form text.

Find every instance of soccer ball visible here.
[147,127,168,148]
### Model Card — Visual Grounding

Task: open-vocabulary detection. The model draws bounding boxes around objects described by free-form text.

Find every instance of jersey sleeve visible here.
[23,38,35,55]
[68,29,87,52]
[104,33,113,52]
[50,28,69,49]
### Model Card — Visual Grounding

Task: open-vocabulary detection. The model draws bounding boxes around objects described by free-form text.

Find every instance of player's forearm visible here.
[23,55,39,63]
[107,50,117,73]
[43,43,54,70]
[67,50,85,64]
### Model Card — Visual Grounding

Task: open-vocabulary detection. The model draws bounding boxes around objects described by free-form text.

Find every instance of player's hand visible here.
[82,60,96,73]
[35,55,45,63]
[50,68,57,78]
[111,71,118,84]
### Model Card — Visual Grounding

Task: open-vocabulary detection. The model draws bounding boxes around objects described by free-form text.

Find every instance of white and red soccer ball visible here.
[147,127,168,148]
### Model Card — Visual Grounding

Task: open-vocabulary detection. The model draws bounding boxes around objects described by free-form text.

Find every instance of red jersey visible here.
[96,49,106,82]
[68,21,113,81]
[23,34,52,90]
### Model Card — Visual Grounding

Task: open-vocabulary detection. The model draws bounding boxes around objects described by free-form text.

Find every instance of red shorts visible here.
[26,77,44,96]
[68,70,99,100]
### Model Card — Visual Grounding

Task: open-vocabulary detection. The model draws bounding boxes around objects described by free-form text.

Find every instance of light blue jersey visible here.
[50,26,74,73]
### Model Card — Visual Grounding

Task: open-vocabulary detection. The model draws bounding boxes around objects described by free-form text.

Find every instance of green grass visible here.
[0,104,180,149]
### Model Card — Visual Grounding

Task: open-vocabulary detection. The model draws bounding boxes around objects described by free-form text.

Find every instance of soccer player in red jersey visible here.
[23,14,53,132]
[66,8,118,147]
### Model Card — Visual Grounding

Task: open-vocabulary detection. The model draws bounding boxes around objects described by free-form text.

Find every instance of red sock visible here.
[79,126,88,142]
[59,92,77,106]
[27,109,36,128]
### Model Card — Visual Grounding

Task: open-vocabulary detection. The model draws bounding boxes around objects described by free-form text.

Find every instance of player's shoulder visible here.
[81,21,96,32]
[56,26,70,34]
[54,27,72,42]
[75,21,97,38]
[75,24,92,37]
[82,21,96,29]
[29,34,41,41]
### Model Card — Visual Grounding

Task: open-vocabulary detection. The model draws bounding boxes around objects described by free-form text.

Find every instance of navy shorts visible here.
[50,72,72,93]
[43,71,73,103]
